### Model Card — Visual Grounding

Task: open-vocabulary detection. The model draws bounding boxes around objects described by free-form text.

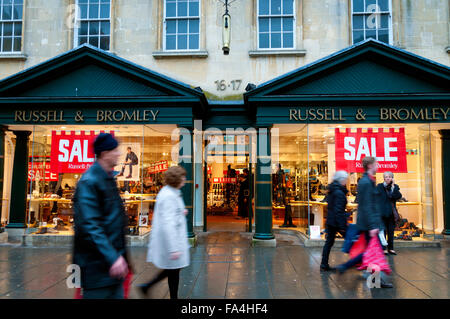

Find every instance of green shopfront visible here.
[0,39,449,246]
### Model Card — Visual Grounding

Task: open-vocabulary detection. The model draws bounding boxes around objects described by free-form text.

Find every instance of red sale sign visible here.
[147,161,168,174]
[335,128,407,173]
[51,131,113,173]
[28,157,58,181]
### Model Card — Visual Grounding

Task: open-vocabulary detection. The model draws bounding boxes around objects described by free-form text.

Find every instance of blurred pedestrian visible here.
[320,171,349,271]
[337,156,393,288]
[237,168,250,219]
[73,133,130,299]
[376,171,402,255]
[138,166,190,299]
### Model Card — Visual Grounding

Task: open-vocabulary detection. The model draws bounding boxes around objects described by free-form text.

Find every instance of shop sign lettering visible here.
[50,130,114,173]
[289,108,346,121]
[335,128,407,173]
[379,107,449,121]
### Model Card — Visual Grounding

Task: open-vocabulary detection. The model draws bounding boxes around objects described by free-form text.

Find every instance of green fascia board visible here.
[244,39,450,103]
[0,44,207,110]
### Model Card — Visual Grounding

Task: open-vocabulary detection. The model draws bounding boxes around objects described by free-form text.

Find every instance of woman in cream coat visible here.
[137,166,190,299]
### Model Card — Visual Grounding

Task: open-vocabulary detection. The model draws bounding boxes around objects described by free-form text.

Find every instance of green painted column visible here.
[6,131,31,228]
[178,127,195,239]
[0,127,6,219]
[440,130,450,236]
[253,127,275,242]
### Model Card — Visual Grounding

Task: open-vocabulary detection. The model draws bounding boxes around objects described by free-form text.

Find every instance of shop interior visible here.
[272,123,445,241]
[204,134,254,232]
[1,124,178,236]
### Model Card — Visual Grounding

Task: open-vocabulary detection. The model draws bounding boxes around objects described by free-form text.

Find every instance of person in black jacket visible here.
[73,133,130,299]
[337,156,393,288]
[376,171,402,255]
[320,171,349,271]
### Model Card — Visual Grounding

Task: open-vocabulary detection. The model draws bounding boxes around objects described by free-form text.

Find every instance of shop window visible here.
[0,0,23,53]
[74,0,111,51]
[164,0,200,51]
[257,0,295,49]
[5,124,178,236]
[272,124,436,241]
[352,0,391,45]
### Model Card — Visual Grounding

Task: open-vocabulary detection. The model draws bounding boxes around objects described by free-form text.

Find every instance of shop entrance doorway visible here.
[203,132,254,232]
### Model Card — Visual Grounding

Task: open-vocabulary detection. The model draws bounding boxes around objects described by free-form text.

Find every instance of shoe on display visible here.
[126,175,132,179]
[47,228,59,234]
[35,227,47,234]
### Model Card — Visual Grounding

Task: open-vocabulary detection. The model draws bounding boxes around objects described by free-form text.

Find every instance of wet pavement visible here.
[0,231,449,299]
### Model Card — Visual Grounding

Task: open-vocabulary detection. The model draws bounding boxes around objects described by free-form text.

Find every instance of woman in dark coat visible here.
[376,171,402,255]
[320,171,349,271]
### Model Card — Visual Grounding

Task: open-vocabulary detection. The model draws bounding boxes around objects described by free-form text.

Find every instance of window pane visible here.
[99,36,109,50]
[353,30,364,44]
[188,34,199,49]
[178,19,187,33]
[365,13,378,30]
[80,21,88,35]
[378,0,389,11]
[282,17,293,31]
[378,28,389,43]
[14,0,23,4]
[166,1,176,17]
[4,0,12,4]
[189,19,199,34]
[259,17,269,32]
[3,23,12,36]
[13,36,21,51]
[166,34,176,49]
[89,3,99,19]
[271,0,281,15]
[80,4,88,19]
[366,0,376,11]
[13,4,22,20]
[166,20,176,34]
[259,0,269,15]
[89,21,99,35]
[3,37,12,51]
[282,0,293,14]
[89,36,99,47]
[259,33,269,48]
[352,0,364,12]
[177,34,187,49]
[100,4,110,19]
[78,0,89,3]
[283,32,293,48]
[178,1,188,16]
[79,36,88,45]
[100,21,110,35]
[271,32,281,48]
[380,13,389,28]
[0,24,2,37]
[189,0,199,17]
[366,29,376,40]
[2,5,12,20]
[352,15,363,29]
[271,17,281,31]
[13,22,21,36]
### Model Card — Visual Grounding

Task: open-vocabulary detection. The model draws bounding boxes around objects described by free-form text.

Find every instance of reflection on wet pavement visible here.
[0,232,448,299]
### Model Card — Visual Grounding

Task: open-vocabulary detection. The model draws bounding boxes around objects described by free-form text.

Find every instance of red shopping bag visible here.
[358,236,392,274]
[349,234,367,260]
[74,271,133,299]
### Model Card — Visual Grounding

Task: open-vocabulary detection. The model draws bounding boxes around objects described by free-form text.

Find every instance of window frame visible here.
[256,0,296,50]
[0,0,24,54]
[350,0,393,45]
[163,0,201,52]
[73,0,112,51]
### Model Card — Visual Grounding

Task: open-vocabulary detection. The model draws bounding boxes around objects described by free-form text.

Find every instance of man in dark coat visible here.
[73,133,130,299]
[237,169,250,218]
[376,171,402,255]
[337,156,393,288]
[320,171,349,271]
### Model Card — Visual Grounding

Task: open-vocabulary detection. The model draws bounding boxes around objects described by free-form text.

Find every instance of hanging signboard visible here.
[335,128,407,173]
[147,161,169,174]
[50,131,113,173]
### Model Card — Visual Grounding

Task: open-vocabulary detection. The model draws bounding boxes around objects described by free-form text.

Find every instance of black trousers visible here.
[383,215,395,251]
[321,225,346,267]
[83,283,123,299]
[143,268,180,299]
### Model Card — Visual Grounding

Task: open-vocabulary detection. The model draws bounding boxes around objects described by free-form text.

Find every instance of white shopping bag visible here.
[378,230,388,247]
